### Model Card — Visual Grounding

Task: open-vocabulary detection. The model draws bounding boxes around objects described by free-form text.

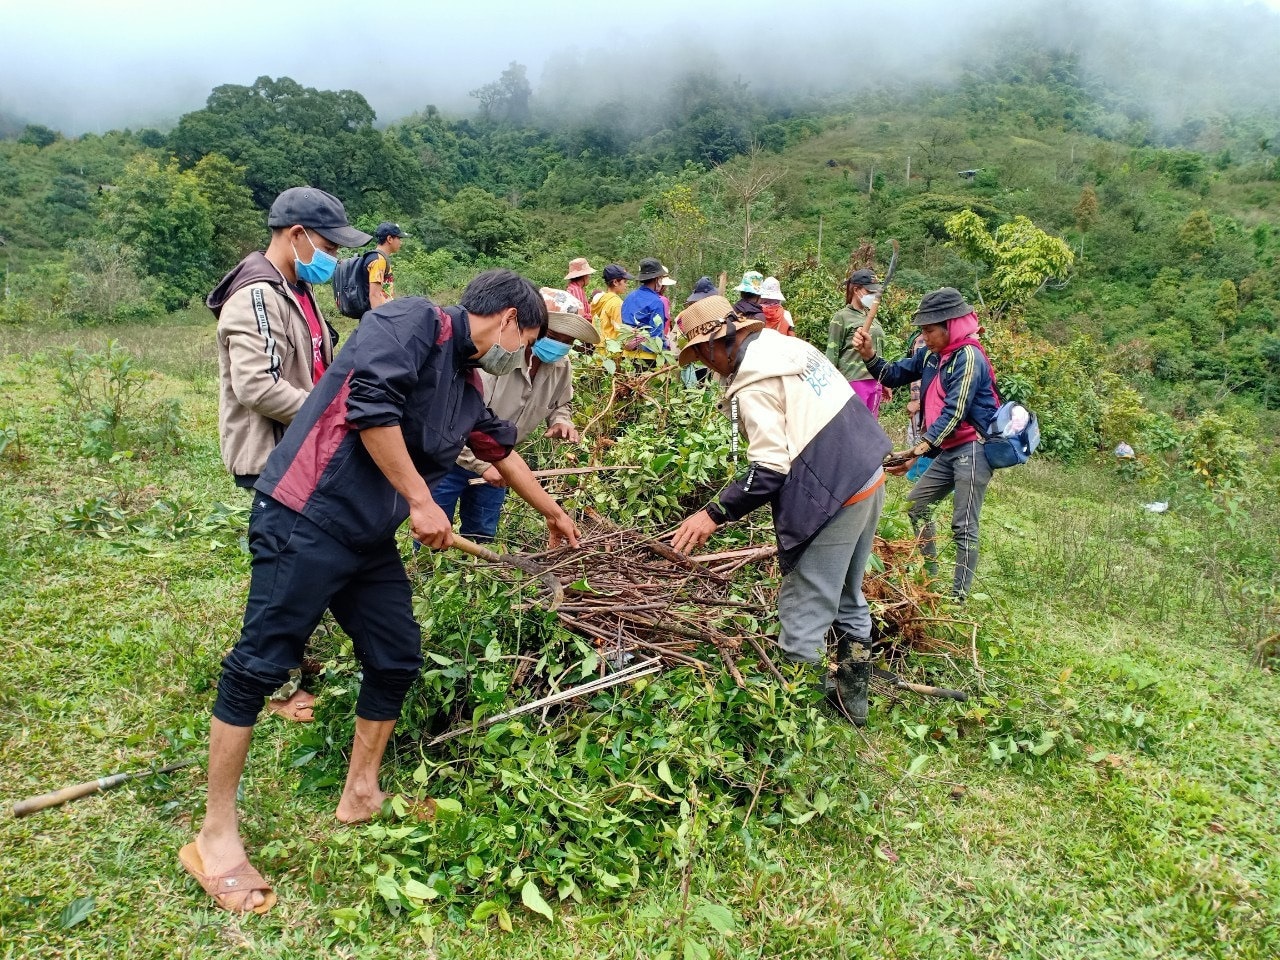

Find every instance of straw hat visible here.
[539,287,601,344]
[564,257,596,281]
[674,294,764,366]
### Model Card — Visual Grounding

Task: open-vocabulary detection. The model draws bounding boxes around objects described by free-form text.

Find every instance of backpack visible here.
[983,401,1040,469]
[332,250,382,319]
[938,337,1039,470]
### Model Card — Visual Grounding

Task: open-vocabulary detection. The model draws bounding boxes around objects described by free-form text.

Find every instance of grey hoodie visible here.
[210,251,335,479]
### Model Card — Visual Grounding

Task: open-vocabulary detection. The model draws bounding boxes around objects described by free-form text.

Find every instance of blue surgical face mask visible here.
[532,338,572,363]
[292,229,338,285]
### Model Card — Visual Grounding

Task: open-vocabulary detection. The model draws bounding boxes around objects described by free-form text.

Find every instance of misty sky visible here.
[3,0,1280,135]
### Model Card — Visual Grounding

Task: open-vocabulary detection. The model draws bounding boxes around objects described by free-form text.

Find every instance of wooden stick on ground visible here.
[427,658,663,746]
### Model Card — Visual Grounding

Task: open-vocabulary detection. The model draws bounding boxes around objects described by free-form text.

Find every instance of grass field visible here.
[0,322,1276,959]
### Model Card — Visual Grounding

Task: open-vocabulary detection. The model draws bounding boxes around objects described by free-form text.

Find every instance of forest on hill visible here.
[2,42,1279,472]
[3,13,1279,956]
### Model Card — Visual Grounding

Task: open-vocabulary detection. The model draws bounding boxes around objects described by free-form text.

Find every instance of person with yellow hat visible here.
[669,295,892,725]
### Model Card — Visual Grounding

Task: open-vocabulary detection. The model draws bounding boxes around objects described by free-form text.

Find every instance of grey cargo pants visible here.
[906,440,992,599]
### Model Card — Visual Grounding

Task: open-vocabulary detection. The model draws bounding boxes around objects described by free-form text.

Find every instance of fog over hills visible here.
[3,0,1279,135]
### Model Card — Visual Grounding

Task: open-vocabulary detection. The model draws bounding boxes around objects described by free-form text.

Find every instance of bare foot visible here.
[192,829,270,913]
[335,785,388,824]
[266,689,315,723]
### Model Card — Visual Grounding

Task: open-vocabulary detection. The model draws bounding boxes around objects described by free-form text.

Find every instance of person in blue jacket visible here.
[853,288,998,601]
[619,257,669,358]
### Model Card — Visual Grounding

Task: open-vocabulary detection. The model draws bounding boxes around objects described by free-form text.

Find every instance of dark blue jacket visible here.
[866,342,998,451]
[620,286,667,349]
[257,297,516,548]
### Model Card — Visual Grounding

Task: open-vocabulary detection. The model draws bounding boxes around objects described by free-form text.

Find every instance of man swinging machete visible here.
[668,294,893,724]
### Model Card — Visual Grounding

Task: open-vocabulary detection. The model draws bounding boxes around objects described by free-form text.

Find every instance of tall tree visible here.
[169,76,424,215]
[945,211,1075,320]
[99,156,216,309]
[469,62,533,126]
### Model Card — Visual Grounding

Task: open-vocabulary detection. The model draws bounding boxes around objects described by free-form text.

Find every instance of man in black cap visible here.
[207,186,372,723]
[852,287,999,600]
[619,257,669,360]
[591,263,633,350]
[368,222,407,310]
[827,268,888,417]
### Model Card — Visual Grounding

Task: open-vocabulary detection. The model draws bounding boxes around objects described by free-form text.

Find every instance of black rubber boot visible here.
[830,632,872,726]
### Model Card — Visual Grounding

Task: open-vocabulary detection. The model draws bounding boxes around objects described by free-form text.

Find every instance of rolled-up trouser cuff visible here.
[356,667,421,721]
[213,647,295,727]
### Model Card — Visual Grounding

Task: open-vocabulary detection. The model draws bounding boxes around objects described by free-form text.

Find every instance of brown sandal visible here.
[179,842,277,915]
[266,689,315,723]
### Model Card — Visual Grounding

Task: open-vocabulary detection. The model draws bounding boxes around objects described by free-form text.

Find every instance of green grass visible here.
[0,324,1276,959]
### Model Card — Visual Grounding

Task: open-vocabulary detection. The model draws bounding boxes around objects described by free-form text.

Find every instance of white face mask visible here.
[860,294,878,310]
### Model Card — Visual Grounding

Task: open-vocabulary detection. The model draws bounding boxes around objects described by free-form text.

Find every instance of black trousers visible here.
[214,495,423,726]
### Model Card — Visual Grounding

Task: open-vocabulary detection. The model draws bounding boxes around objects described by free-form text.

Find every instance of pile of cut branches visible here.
[456,511,965,685]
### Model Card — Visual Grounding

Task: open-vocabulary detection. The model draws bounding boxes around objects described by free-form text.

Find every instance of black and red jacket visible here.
[256,297,517,548]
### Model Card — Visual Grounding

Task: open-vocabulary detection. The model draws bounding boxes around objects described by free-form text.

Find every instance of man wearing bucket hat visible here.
[758,276,794,335]
[564,257,596,321]
[732,270,767,324]
[828,269,888,417]
[620,257,669,360]
[670,295,893,725]
[852,287,999,600]
[432,287,602,542]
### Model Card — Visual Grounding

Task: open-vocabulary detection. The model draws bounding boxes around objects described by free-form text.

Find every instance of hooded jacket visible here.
[705,330,891,571]
[864,313,998,451]
[208,252,335,478]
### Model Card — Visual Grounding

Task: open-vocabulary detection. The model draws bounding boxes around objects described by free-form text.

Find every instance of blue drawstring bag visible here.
[983,402,1039,469]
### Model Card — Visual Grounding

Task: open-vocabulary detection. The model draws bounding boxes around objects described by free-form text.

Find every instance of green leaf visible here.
[684,939,711,960]
[433,797,463,817]
[521,880,555,921]
[694,901,736,934]
[472,899,502,922]
[907,754,929,776]
[402,878,438,902]
[466,854,485,878]
[375,872,402,906]
[657,759,679,792]
[58,896,95,930]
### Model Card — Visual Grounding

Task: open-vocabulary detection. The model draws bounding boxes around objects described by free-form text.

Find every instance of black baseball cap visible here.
[603,264,633,282]
[268,187,371,247]
[376,222,408,243]
[845,268,882,292]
